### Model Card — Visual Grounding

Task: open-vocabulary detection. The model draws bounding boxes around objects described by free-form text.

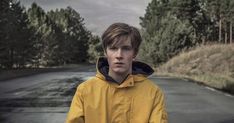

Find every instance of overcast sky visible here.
[19,0,151,36]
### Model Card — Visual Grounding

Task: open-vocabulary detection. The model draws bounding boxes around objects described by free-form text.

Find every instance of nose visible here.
[116,48,123,59]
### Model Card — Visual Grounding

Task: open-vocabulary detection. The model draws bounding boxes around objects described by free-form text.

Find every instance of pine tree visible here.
[0,0,37,69]
[48,7,90,64]
[0,0,11,68]
[88,35,103,63]
[27,3,66,66]
[139,0,196,64]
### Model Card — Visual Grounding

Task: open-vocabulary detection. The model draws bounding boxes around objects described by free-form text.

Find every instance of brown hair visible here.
[101,23,142,54]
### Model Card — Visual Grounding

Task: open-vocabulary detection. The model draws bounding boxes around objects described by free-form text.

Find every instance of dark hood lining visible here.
[98,57,154,78]
[132,61,154,76]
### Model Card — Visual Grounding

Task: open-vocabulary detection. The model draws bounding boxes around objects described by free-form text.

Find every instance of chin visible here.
[113,69,127,74]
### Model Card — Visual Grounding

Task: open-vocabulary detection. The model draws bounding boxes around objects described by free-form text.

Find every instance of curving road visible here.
[152,76,234,123]
[0,66,234,123]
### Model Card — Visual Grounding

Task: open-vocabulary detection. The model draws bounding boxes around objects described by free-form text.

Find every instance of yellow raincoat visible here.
[66,57,168,123]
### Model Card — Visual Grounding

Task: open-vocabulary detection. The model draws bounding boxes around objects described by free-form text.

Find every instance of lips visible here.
[115,62,124,66]
[115,62,124,64]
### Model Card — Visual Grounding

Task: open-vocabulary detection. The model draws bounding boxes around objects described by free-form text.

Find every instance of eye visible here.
[109,47,117,50]
[122,46,132,51]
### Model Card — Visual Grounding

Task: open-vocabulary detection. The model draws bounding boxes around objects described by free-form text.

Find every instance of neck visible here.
[108,70,131,84]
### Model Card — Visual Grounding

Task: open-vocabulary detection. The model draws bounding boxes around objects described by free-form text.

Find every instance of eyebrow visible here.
[122,45,132,48]
[108,43,132,47]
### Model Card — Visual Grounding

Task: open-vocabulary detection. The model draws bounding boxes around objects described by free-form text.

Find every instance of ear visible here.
[133,51,138,58]
[104,51,107,57]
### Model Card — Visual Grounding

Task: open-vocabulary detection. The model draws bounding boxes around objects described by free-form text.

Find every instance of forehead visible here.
[109,35,132,47]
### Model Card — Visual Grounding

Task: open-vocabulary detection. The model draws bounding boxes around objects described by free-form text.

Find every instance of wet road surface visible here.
[0,66,96,123]
[0,66,234,123]
[153,77,234,123]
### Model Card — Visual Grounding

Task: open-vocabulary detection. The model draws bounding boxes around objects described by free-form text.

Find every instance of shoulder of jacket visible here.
[77,76,105,89]
[142,79,163,93]
[74,77,96,95]
[77,77,96,87]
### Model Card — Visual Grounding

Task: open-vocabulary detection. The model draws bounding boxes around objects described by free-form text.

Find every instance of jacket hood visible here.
[96,57,154,84]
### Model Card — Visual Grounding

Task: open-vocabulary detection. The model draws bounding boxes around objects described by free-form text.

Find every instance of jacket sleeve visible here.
[66,84,85,123]
[149,88,168,123]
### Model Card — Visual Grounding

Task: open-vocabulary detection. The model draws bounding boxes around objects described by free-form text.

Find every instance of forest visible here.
[139,0,234,64]
[0,0,102,69]
[1,0,233,69]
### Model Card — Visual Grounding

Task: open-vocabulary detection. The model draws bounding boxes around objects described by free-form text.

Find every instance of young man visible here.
[66,23,168,123]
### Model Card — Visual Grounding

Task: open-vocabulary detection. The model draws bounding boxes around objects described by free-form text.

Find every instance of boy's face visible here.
[105,38,135,76]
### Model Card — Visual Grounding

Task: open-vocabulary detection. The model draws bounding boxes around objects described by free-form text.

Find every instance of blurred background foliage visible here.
[0,0,234,69]
[0,0,102,69]
[139,0,234,65]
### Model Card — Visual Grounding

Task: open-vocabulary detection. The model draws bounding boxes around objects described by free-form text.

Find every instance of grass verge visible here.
[157,44,234,95]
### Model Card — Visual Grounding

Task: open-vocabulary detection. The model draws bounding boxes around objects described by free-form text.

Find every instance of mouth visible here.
[115,62,124,65]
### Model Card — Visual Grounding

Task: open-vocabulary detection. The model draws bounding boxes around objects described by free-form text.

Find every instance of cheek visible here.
[106,54,114,65]
[127,56,133,61]
[127,53,135,59]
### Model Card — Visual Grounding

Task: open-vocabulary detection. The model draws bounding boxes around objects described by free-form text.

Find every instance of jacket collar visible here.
[95,57,154,88]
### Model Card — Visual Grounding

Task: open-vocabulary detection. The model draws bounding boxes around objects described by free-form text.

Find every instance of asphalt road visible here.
[151,76,234,123]
[0,66,234,123]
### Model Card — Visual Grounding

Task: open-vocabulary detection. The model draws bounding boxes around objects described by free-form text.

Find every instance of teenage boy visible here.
[66,23,168,123]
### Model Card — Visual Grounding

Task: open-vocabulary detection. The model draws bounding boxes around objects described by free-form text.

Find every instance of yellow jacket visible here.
[66,57,168,123]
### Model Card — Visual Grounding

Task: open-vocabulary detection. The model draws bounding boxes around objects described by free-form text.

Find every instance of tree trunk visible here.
[225,23,227,44]
[219,19,222,43]
[10,47,14,69]
[230,21,233,44]
[202,38,205,45]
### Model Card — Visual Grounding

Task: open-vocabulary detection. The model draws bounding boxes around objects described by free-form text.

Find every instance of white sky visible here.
[19,0,151,36]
